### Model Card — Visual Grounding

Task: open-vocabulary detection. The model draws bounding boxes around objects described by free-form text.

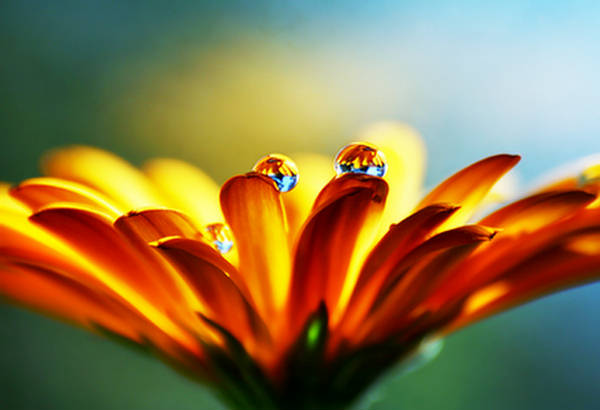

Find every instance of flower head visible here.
[1,123,600,410]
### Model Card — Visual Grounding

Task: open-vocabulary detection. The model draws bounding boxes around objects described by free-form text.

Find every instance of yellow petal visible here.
[359,122,426,228]
[282,153,333,238]
[0,183,28,213]
[143,158,222,226]
[10,177,123,218]
[42,146,166,210]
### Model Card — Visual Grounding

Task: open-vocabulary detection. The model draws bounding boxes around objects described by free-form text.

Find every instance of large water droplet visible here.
[334,142,388,177]
[253,153,299,192]
[204,223,233,254]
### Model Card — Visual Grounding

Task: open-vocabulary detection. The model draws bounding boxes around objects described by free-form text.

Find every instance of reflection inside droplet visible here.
[253,153,299,192]
[334,142,388,177]
[204,222,234,254]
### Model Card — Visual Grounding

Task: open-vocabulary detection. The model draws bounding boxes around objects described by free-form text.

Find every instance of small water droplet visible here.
[253,154,299,192]
[334,142,388,177]
[204,223,233,254]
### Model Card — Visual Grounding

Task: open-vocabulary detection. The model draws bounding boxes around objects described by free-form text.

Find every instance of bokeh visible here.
[1,1,600,409]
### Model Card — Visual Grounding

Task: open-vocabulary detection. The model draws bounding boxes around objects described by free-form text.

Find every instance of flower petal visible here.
[479,190,596,234]
[418,154,521,231]
[282,153,333,239]
[154,237,270,354]
[220,173,292,319]
[445,233,600,333]
[25,205,202,349]
[0,262,142,341]
[10,177,123,218]
[336,204,458,340]
[355,225,495,345]
[143,158,222,226]
[42,146,165,210]
[424,208,600,313]
[287,174,388,333]
[0,183,28,213]
[114,208,202,243]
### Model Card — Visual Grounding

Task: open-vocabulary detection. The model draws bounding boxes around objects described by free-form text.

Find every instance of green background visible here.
[1,1,600,409]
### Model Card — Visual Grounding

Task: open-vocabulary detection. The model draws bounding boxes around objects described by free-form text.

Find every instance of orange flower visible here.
[1,123,600,410]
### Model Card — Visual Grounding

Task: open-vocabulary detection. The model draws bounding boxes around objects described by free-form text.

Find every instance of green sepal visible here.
[199,314,279,410]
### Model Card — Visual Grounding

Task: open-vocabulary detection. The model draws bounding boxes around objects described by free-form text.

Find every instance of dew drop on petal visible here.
[334,142,388,177]
[253,153,299,192]
[204,223,234,254]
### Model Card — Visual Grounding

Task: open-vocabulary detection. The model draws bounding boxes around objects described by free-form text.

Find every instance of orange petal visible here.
[220,173,292,319]
[0,262,141,341]
[287,173,388,334]
[0,183,29,213]
[27,206,201,349]
[336,204,458,340]
[424,208,600,312]
[154,237,270,352]
[356,225,495,345]
[143,158,222,226]
[418,154,521,231]
[10,177,123,218]
[42,146,166,210]
[114,208,202,243]
[446,235,600,332]
[479,190,595,234]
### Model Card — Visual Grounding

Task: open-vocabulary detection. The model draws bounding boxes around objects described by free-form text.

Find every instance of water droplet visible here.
[204,223,233,254]
[253,154,299,192]
[334,142,388,177]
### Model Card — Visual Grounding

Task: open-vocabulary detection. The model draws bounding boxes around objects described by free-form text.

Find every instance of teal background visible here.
[1,1,600,409]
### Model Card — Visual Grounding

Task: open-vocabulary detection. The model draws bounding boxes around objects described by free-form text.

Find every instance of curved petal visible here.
[360,122,426,227]
[0,183,28,213]
[220,173,292,319]
[143,158,222,226]
[287,174,388,334]
[42,146,166,210]
[10,177,123,218]
[154,237,270,354]
[424,208,600,312]
[24,206,202,349]
[0,262,142,341]
[355,225,495,346]
[418,154,521,231]
[115,208,202,243]
[445,232,600,333]
[479,190,596,234]
[336,204,458,339]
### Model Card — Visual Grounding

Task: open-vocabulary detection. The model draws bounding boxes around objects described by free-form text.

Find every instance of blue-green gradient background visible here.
[1,1,600,409]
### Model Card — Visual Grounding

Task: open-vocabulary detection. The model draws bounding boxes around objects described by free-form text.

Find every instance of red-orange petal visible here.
[114,208,202,244]
[356,225,495,345]
[479,190,596,233]
[336,204,458,340]
[27,206,202,349]
[287,174,388,336]
[445,234,600,332]
[154,237,270,353]
[425,208,600,312]
[10,177,122,218]
[220,173,292,320]
[418,154,521,231]
[0,262,141,341]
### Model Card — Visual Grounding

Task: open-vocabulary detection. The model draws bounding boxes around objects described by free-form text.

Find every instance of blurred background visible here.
[1,1,600,409]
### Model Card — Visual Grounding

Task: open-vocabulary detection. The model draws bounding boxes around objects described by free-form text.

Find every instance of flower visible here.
[1,123,600,410]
